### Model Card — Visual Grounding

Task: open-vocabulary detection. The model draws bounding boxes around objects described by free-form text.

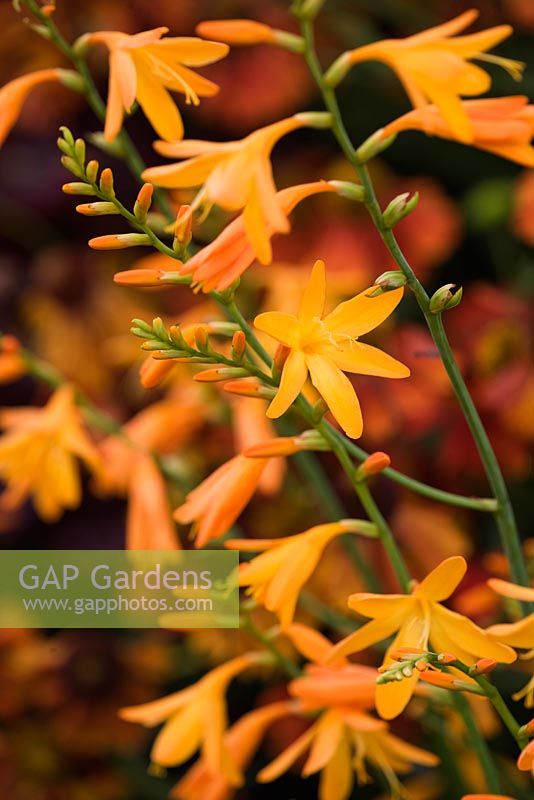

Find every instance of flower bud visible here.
[324,52,352,89]
[60,155,83,178]
[76,202,119,216]
[355,451,390,481]
[382,192,419,229]
[194,367,249,382]
[373,270,407,292]
[469,658,497,676]
[56,69,85,93]
[99,167,115,198]
[329,180,365,202]
[139,358,175,389]
[273,344,290,378]
[134,183,153,222]
[89,233,151,250]
[437,652,457,665]
[194,325,209,351]
[196,19,276,45]
[231,330,246,361]
[173,204,193,250]
[85,160,99,183]
[223,379,276,400]
[429,284,463,314]
[42,4,56,17]
[294,111,333,129]
[245,430,330,458]
[62,182,95,196]
[114,269,186,287]
[1,335,21,355]
[72,33,91,57]
[355,129,397,164]
[419,670,458,689]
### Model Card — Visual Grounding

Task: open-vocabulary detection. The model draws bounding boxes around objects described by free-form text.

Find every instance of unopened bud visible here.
[355,451,390,481]
[85,159,99,183]
[56,69,85,93]
[329,180,365,202]
[134,183,153,222]
[245,430,330,458]
[62,182,95,196]
[382,192,419,229]
[429,284,463,314]
[72,33,91,57]
[231,330,246,361]
[437,652,457,665]
[76,202,119,216]
[469,658,497,676]
[42,4,56,17]
[273,344,290,378]
[99,167,115,198]
[223,379,276,400]
[420,670,458,689]
[197,19,276,45]
[139,357,175,389]
[324,52,352,89]
[74,138,85,164]
[89,233,150,250]
[519,718,534,737]
[194,367,249,382]
[194,325,209,351]
[415,659,428,672]
[60,155,83,178]
[372,271,407,293]
[356,129,397,164]
[114,268,186,287]
[294,111,333,129]
[390,647,426,661]
[174,205,193,250]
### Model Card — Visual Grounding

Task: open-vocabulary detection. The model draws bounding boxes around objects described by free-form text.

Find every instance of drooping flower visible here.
[119,654,259,786]
[257,706,438,800]
[254,259,410,438]
[0,68,68,148]
[86,28,228,141]
[226,520,375,629]
[333,10,519,142]
[170,701,293,800]
[0,384,101,521]
[382,97,534,166]
[173,455,271,547]
[142,116,312,263]
[179,181,335,291]
[328,556,516,719]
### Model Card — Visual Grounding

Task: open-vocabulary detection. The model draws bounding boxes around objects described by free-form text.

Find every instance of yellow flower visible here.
[0,384,100,521]
[142,116,308,263]
[335,10,519,142]
[254,259,409,439]
[381,96,534,167]
[120,654,259,785]
[257,707,438,800]
[87,28,228,141]
[226,520,375,629]
[0,68,63,148]
[328,556,516,719]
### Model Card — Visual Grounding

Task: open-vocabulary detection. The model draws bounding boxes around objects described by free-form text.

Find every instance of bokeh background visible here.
[0,0,532,797]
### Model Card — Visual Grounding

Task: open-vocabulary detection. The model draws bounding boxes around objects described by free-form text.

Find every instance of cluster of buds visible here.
[377,648,498,693]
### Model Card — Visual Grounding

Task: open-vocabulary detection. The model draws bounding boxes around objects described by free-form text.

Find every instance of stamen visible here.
[477,53,525,82]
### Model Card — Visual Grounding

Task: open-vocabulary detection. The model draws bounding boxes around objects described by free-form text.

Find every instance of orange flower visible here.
[332,10,519,142]
[255,259,409,438]
[173,455,271,547]
[227,520,375,629]
[0,68,67,147]
[0,384,100,521]
[382,97,534,166]
[328,557,516,719]
[517,738,534,771]
[87,28,228,141]
[229,395,285,495]
[120,654,259,785]
[488,577,534,603]
[179,181,334,291]
[170,701,293,800]
[143,116,314,263]
[196,19,278,46]
[257,706,438,800]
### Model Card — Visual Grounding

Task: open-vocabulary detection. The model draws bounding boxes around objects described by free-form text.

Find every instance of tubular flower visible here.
[86,28,228,141]
[382,97,534,166]
[173,455,271,547]
[179,181,335,292]
[328,556,516,719]
[0,385,100,522]
[255,259,409,439]
[170,701,293,800]
[226,520,375,629]
[120,654,259,786]
[0,68,65,148]
[142,116,309,263]
[338,10,518,142]
[518,739,534,772]
[257,706,438,800]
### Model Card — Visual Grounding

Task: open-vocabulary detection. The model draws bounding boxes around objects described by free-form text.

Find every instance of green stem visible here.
[452,693,502,794]
[299,16,530,607]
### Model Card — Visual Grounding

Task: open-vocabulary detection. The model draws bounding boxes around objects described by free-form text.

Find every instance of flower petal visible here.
[326,611,408,661]
[417,555,467,601]
[324,287,404,338]
[330,342,410,378]
[257,724,317,783]
[134,59,184,141]
[431,604,517,664]
[306,354,363,439]
[348,593,415,619]
[254,312,300,348]
[267,350,308,419]
[298,259,326,326]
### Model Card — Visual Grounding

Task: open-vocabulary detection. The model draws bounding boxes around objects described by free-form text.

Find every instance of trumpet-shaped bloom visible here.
[87,28,228,141]
[179,181,335,291]
[257,706,438,800]
[227,520,373,629]
[0,68,63,148]
[174,455,270,547]
[120,654,258,785]
[343,10,517,142]
[171,701,293,800]
[143,116,308,263]
[382,97,534,166]
[328,556,516,719]
[255,259,409,438]
[0,385,100,521]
